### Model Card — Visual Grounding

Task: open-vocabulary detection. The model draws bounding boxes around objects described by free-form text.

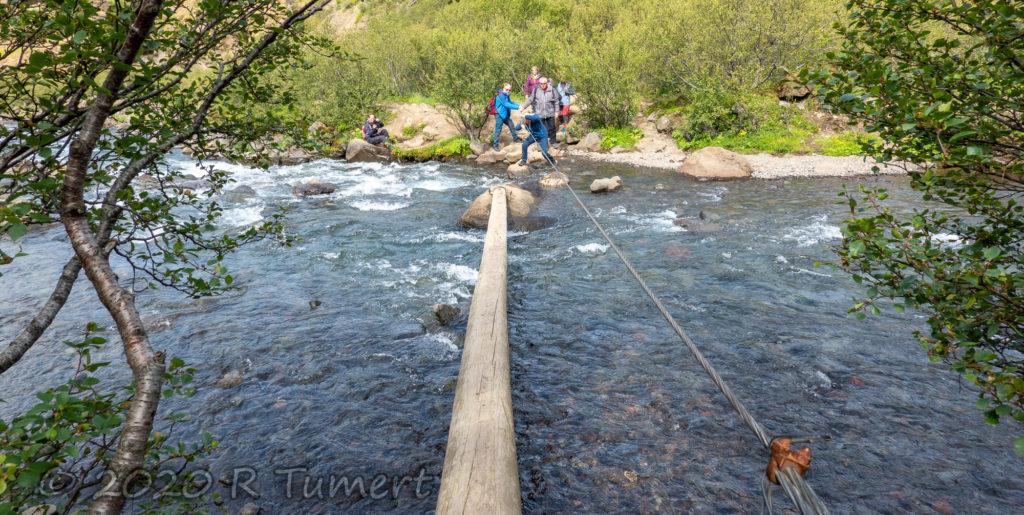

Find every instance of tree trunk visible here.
[0,256,81,373]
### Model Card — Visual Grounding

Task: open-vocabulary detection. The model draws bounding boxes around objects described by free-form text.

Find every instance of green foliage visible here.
[816,132,881,157]
[0,324,216,511]
[673,92,817,154]
[392,136,471,162]
[599,127,643,150]
[402,124,426,138]
[808,0,1024,452]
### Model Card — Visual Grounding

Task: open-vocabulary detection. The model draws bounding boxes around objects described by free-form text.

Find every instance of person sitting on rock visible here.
[514,114,555,167]
[493,83,522,151]
[362,114,390,147]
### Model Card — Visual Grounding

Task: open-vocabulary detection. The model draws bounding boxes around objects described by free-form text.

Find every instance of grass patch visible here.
[676,125,813,154]
[815,132,881,156]
[392,136,471,161]
[599,127,643,149]
[673,92,819,154]
[402,123,426,138]
[394,93,440,105]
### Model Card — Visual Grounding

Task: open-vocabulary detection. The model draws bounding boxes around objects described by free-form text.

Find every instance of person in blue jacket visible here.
[514,114,555,166]
[493,83,522,150]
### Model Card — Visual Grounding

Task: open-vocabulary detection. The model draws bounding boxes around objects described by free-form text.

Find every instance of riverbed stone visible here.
[677,146,753,179]
[507,162,530,179]
[590,176,623,193]
[476,149,506,165]
[540,172,568,189]
[432,304,461,326]
[345,138,390,163]
[470,141,488,156]
[216,370,243,389]
[577,132,604,152]
[292,179,337,197]
[223,185,257,202]
[656,115,673,133]
[610,145,629,154]
[457,184,535,229]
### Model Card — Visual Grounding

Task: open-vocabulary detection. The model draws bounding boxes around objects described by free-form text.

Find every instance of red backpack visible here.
[485,94,498,116]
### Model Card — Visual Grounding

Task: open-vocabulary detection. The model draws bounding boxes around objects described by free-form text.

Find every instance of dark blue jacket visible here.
[495,91,519,119]
[515,114,547,141]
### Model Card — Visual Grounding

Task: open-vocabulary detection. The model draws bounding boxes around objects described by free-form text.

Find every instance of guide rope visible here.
[541,154,829,515]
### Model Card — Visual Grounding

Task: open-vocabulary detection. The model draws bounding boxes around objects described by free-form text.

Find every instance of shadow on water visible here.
[0,154,1021,513]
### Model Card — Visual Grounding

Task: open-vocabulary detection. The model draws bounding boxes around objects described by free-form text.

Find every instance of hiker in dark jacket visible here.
[523,77,559,145]
[362,114,390,146]
[492,83,522,150]
[514,114,555,167]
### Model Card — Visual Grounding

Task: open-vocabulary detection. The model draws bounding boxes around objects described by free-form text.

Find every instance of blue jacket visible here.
[515,114,548,141]
[495,91,519,119]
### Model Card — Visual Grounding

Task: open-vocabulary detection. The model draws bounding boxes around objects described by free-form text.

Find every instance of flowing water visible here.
[1,153,1021,513]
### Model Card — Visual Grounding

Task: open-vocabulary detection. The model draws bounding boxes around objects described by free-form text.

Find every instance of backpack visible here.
[486,94,498,116]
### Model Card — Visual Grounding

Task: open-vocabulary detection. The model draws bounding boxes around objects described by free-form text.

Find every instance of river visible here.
[1,153,1021,513]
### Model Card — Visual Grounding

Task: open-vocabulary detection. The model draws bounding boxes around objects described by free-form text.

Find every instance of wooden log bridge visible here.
[437,187,521,514]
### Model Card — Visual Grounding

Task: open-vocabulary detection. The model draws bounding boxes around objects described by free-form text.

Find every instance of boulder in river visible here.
[292,179,337,197]
[677,146,753,179]
[476,149,506,165]
[223,185,257,203]
[216,370,243,389]
[507,162,530,179]
[432,304,461,326]
[577,132,604,152]
[590,176,623,193]
[540,172,568,189]
[458,183,535,229]
[345,138,390,163]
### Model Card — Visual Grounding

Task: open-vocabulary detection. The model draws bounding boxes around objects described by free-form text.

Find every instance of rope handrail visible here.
[541,155,829,515]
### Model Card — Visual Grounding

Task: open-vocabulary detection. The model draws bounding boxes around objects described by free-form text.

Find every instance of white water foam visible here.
[221,205,264,227]
[442,263,478,284]
[574,243,609,254]
[349,200,411,211]
[783,215,842,247]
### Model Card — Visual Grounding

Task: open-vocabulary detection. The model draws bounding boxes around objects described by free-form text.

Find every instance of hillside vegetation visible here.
[275,0,852,152]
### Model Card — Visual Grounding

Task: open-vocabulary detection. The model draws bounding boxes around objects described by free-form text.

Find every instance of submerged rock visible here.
[432,304,461,326]
[590,176,623,193]
[540,172,568,189]
[292,180,337,197]
[223,185,257,203]
[216,370,243,389]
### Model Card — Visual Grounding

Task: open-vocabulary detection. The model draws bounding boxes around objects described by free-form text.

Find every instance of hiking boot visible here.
[516,160,527,166]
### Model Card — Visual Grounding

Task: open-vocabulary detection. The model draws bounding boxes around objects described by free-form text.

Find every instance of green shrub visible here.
[392,136,471,161]
[673,92,817,154]
[816,132,881,156]
[599,127,643,149]
[402,124,425,138]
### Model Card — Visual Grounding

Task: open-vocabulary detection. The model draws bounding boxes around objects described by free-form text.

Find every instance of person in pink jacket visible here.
[523,66,541,97]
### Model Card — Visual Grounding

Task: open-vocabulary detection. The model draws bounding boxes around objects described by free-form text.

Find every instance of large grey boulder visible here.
[432,304,461,326]
[577,132,604,152]
[590,176,623,193]
[223,185,257,203]
[476,149,506,165]
[507,162,530,179]
[656,115,673,133]
[292,179,337,197]
[677,146,753,179]
[457,184,535,229]
[345,138,389,163]
[273,147,316,166]
[470,141,489,156]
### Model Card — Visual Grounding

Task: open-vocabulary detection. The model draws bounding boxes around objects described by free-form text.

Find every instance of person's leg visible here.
[538,137,554,165]
[504,116,520,142]
[520,134,535,164]
[493,116,503,149]
[367,134,386,145]
[544,117,557,144]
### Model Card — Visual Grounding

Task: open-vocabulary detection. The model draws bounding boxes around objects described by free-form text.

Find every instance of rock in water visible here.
[507,162,530,179]
[432,304,461,326]
[292,179,337,197]
[223,185,257,203]
[469,141,488,156]
[577,132,604,152]
[677,146,753,179]
[458,184,535,229]
[590,176,623,193]
[540,172,568,189]
[345,138,389,163]
[216,370,243,389]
